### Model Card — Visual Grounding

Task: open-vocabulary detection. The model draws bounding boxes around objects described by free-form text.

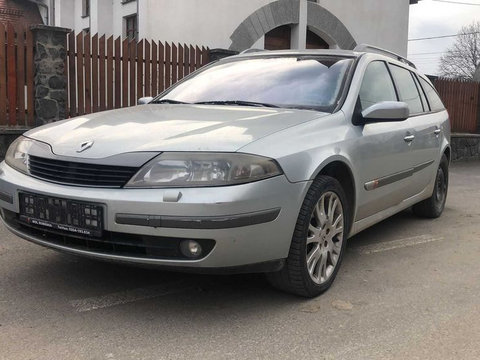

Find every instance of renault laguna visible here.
[0,45,450,297]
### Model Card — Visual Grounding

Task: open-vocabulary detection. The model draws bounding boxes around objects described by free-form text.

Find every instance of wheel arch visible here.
[312,158,356,230]
[443,145,451,163]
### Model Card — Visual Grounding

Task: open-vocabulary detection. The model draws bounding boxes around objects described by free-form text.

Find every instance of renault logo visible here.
[77,140,94,153]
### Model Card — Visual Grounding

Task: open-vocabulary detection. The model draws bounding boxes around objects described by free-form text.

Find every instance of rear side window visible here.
[359,61,397,111]
[389,64,423,115]
[419,78,445,112]
[412,75,429,112]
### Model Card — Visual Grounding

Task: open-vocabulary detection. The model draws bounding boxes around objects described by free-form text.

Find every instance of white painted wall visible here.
[91,0,113,37]
[53,0,74,29]
[139,0,272,47]
[49,0,411,56]
[318,0,410,55]
[139,0,410,55]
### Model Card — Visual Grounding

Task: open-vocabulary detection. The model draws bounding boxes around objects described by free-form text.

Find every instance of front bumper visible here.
[0,161,310,270]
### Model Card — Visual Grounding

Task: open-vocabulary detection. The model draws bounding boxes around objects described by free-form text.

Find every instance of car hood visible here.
[25,104,328,158]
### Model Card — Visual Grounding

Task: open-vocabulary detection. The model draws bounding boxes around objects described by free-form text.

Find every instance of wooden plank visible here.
[137,40,144,100]
[435,79,480,133]
[91,34,99,113]
[16,26,25,126]
[195,46,201,70]
[158,41,164,92]
[165,42,171,89]
[151,41,158,96]
[189,45,195,74]
[114,37,121,108]
[129,39,136,106]
[171,43,177,85]
[68,31,76,117]
[178,44,184,81]
[122,38,128,107]
[99,35,106,111]
[202,46,209,66]
[26,28,34,126]
[0,22,6,125]
[84,33,91,115]
[184,44,190,76]
[107,36,114,110]
[144,40,151,97]
[76,32,84,116]
[7,23,17,126]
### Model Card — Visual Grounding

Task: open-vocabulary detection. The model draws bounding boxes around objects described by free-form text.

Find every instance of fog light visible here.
[180,240,203,259]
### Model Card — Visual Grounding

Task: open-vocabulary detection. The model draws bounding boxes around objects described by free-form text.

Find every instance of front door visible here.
[351,61,417,221]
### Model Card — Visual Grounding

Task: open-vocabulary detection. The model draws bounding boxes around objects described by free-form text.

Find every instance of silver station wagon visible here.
[0,45,450,297]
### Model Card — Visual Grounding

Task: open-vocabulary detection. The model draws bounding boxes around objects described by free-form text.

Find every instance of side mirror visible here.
[137,97,153,105]
[360,101,409,123]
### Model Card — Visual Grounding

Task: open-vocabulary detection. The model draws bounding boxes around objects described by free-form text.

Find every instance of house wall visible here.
[317,0,410,56]
[47,0,411,56]
[139,0,272,47]
[141,0,410,55]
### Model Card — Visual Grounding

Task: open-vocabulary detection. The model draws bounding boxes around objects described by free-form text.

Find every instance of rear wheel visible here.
[413,154,449,218]
[267,176,349,297]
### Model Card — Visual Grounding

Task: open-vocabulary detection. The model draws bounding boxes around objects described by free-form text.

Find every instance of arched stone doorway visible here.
[306,29,329,49]
[264,25,291,50]
[229,0,356,51]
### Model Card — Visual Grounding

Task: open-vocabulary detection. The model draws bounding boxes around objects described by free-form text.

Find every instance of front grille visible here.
[28,155,139,188]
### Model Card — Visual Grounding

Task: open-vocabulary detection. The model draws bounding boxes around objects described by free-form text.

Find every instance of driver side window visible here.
[359,61,398,111]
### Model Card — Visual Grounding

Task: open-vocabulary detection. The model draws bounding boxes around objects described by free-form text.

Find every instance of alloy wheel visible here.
[435,167,447,204]
[306,191,344,285]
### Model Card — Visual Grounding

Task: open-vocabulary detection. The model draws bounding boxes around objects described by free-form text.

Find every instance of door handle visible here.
[404,135,415,143]
[434,128,441,136]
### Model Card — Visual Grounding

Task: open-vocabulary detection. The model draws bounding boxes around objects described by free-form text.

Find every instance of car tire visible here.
[266,176,350,297]
[413,154,449,218]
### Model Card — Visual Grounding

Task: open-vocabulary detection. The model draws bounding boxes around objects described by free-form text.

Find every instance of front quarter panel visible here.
[239,112,355,183]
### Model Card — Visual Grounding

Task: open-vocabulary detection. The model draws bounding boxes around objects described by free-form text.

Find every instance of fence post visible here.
[476,82,480,134]
[30,25,70,126]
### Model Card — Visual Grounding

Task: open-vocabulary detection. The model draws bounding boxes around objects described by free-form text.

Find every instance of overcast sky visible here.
[408,0,480,75]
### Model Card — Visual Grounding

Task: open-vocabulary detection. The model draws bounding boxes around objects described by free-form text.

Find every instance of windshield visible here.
[155,56,354,112]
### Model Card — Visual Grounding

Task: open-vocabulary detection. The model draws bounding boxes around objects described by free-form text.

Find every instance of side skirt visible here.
[348,183,434,238]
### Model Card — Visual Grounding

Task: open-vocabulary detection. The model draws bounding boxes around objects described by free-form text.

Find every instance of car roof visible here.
[227,48,422,77]
[231,49,361,59]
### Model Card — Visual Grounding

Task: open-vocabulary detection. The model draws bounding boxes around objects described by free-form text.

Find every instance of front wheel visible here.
[413,154,449,218]
[267,176,350,297]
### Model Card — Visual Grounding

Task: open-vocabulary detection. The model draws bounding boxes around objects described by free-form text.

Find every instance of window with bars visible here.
[82,0,90,17]
[124,14,137,41]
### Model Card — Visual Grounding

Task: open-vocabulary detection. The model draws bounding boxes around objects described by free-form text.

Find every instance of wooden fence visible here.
[2,26,479,135]
[434,78,480,134]
[0,23,35,128]
[66,32,209,117]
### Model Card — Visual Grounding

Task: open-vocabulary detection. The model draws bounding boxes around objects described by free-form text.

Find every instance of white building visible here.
[34,0,419,56]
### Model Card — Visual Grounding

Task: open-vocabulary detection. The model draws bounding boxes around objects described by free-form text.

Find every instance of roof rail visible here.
[240,48,268,54]
[354,44,416,69]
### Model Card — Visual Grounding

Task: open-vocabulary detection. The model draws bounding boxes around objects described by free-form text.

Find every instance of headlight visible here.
[125,153,283,188]
[5,136,34,174]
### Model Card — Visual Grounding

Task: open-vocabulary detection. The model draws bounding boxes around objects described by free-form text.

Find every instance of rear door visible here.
[388,65,442,195]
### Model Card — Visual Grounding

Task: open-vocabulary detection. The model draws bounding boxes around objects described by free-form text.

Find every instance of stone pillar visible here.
[30,25,70,126]
[291,0,307,50]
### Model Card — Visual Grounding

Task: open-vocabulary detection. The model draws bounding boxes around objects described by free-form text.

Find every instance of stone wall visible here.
[451,134,480,162]
[31,25,70,126]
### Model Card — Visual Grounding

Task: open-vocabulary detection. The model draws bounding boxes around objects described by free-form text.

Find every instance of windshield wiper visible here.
[195,100,279,108]
[150,99,191,105]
